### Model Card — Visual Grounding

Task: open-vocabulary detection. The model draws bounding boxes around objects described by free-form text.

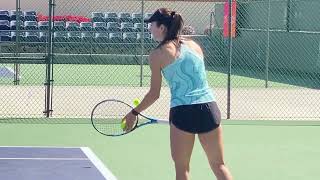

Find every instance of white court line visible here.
[0,146,85,148]
[81,147,118,180]
[0,146,117,179]
[0,158,88,160]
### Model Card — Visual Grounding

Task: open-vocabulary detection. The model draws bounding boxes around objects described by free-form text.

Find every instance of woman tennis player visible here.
[124,8,233,180]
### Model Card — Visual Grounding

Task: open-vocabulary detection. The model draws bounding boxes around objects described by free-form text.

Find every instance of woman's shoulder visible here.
[182,39,203,56]
[148,46,170,63]
[152,43,176,58]
[182,39,200,49]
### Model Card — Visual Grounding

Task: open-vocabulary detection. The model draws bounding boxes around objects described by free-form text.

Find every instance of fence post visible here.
[14,0,21,85]
[140,0,145,87]
[44,0,54,117]
[226,0,234,119]
[265,0,271,88]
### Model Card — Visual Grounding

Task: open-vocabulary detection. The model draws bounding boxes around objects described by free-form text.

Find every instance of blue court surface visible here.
[0,146,117,180]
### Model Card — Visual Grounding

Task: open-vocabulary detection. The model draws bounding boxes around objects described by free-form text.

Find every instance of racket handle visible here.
[131,109,139,116]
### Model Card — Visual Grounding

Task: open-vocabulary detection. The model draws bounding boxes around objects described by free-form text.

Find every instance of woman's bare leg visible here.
[198,126,233,180]
[170,124,195,180]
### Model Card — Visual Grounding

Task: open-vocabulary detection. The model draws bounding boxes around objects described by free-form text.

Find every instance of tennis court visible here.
[0,146,116,180]
[1,0,320,179]
[0,121,319,180]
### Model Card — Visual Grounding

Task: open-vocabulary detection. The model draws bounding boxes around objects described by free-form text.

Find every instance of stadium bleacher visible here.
[123,32,137,43]
[91,12,105,23]
[53,21,65,31]
[10,31,25,42]
[137,32,152,43]
[67,32,81,42]
[93,22,107,32]
[0,20,10,30]
[107,22,120,32]
[39,32,48,42]
[144,13,153,20]
[24,21,38,30]
[0,10,10,21]
[0,10,154,48]
[10,20,24,30]
[81,32,94,42]
[24,11,37,21]
[38,21,49,31]
[25,32,39,42]
[119,12,131,23]
[120,22,134,32]
[132,13,142,23]
[105,12,118,23]
[0,31,10,41]
[54,31,67,42]
[109,32,122,43]
[66,21,80,31]
[94,32,108,43]
[134,23,148,32]
[10,10,24,21]
[80,22,92,31]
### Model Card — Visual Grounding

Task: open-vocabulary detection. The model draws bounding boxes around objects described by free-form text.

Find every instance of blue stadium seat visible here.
[9,21,15,30]
[93,22,107,32]
[0,10,10,21]
[53,21,65,31]
[66,21,80,31]
[24,21,38,30]
[137,32,152,43]
[39,32,48,42]
[80,22,92,31]
[10,20,24,30]
[144,13,153,20]
[107,22,120,32]
[0,20,10,30]
[123,32,137,43]
[38,21,49,31]
[25,32,39,42]
[11,31,25,42]
[24,11,37,21]
[67,32,81,42]
[105,12,118,23]
[120,22,133,32]
[10,10,24,21]
[94,32,108,43]
[119,12,131,23]
[132,13,142,23]
[109,32,122,43]
[81,32,94,42]
[91,12,105,22]
[24,10,36,16]
[53,31,67,42]
[133,23,148,32]
[0,31,11,42]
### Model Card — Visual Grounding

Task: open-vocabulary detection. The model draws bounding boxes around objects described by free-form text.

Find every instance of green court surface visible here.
[0,120,319,180]
[0,64,292,88]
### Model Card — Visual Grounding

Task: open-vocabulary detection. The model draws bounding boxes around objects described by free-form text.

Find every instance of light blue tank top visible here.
[161,43,215,108]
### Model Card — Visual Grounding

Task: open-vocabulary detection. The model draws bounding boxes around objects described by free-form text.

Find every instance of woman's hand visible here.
[123,111,137,132]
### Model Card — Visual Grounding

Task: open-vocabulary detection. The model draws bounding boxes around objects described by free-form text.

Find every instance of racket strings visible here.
[91,100,135,136]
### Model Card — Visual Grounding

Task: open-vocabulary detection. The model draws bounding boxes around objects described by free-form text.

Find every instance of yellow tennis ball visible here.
[133,98,140,107]
[121,120,126,130]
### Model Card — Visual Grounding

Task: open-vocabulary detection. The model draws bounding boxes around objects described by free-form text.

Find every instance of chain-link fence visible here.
[0,0,319,122]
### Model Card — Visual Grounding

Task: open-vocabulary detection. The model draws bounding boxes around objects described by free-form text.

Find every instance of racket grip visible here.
[131,109,139,116]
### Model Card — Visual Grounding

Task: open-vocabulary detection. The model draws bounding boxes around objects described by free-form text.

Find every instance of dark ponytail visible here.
[156,8,184,48]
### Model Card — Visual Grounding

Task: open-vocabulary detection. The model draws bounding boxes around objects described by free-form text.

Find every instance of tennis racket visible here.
[90,99,168,137]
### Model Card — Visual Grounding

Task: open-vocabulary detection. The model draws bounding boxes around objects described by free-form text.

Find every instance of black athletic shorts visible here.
[169,101,221,134]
